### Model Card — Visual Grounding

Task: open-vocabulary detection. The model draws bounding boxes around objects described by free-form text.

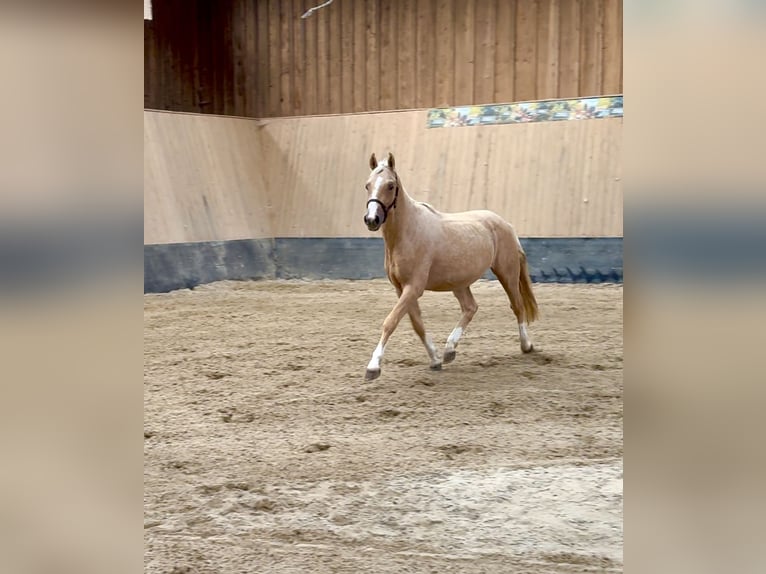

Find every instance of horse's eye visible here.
[388,182,394,190]
[365,183,370,190]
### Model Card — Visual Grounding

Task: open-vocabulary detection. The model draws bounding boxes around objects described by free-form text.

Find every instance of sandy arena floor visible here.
[144,279,623,573]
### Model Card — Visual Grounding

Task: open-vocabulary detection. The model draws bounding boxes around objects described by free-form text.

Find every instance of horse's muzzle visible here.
[363,213,382,231]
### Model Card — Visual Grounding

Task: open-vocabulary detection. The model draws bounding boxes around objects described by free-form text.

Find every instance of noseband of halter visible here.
[366,182,399,223]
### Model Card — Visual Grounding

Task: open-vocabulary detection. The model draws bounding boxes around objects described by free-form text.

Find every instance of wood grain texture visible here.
[339,0,355,112]
[316,3,331,114]
[144,111,272,244]
[365,0,380,111]
[601,0,623,95]
[514,0,538,102]
[145,1,623,118]
[279,0,293,116]
[494,0,517,103]
[145,108,622,244]
[474,0,496,105]
[579,0,604,97]
[353,0,367,111]
[434,0,455,107]
[415,0,436,108]
[536,0,559,99]
[379,0,398,110]
[397,0,418,109]
[291,0,306,115]
[453,0,475,106]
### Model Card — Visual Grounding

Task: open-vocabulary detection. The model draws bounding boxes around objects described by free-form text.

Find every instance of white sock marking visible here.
[425,334,439,364]
[367,342,384,370]
[446,326,463,349]
[519,323,532,350]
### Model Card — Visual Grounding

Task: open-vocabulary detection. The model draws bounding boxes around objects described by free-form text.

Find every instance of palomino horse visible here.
[362,152,539,381]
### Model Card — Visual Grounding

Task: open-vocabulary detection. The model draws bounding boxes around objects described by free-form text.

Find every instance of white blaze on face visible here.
[366,170,386,222]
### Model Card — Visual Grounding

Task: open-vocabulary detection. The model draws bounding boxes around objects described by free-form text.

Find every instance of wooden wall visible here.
[144,109,622,244]
[145,0,623,118]
[144,111,272,244]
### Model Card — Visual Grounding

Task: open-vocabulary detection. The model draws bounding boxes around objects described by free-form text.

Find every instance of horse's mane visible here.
[419,202,439,215]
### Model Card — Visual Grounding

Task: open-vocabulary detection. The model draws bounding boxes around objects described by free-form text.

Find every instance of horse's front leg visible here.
[365,285,423,381]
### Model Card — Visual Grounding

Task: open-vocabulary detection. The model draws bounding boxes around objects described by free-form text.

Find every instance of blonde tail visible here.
[519,251,539,323]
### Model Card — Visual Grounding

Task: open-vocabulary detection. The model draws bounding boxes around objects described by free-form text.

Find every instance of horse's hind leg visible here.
[492,258,534,353]
[443,286,478,363]
[408,300,442,371]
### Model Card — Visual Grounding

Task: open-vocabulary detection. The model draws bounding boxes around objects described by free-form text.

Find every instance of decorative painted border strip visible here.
[144,237,623,293]
[426,95,623,128]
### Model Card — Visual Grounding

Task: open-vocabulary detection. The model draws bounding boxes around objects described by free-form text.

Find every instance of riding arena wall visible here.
[144,102,623,293]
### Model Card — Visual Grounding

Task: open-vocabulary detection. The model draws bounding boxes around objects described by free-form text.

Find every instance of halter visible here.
[366,182,399,223]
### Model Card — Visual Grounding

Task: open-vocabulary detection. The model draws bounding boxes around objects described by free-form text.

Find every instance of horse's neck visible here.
[381,189,415,247]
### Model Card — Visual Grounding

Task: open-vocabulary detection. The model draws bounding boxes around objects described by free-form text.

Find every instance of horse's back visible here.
[442,209,519,242]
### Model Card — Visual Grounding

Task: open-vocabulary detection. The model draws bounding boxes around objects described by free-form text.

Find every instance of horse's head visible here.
[363,152,400,232]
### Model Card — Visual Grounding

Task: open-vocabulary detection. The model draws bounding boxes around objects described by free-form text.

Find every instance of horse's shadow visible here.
[393,349,562,385]
[463,349,558,368]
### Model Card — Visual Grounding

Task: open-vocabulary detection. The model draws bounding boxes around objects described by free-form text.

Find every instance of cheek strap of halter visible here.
[366,183,399,222]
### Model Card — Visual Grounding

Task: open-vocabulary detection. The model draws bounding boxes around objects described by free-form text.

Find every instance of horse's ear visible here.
[387,152,395,170]
[369,153,377,170]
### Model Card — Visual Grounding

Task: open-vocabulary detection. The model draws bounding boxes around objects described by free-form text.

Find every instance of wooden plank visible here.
[304,0,319,115]
[232,0,246,116]
[557,0,580,98]
[365,0,380,111]
[256,0,270,116]
[396,0,417,109]
[243,0,256,117]
[473,0,496,105]
[144,112,272,243]
[291,0,306,115]
[514,0,538,101]
[211,3,224,113]
[601,0,623,94]
[415,0,436,109]
[340,0,355,112]
[146,108,623,241]
[434,0,454,106]
[329,0,343,113]
[494,0,516,103]
[169,2,181,109]
[267,0,281,116]
[179,4,196,112]
[154,4,166,108]
[316,3,330,114]
[536,0,559,100]
[144,21,155,108]
[197,0,214,113]
[453,0,475,106]
[221,2,235,115]
[279,0,293,116]
[578,0,603,96]
[190,5,201,113]
[379,0,398,110]
[351,1,367,112]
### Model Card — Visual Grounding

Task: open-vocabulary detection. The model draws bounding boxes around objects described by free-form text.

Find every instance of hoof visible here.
[429,362,442,371]
[443,349,456,364]
[365,368,381,381]
[522,344,535,354]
